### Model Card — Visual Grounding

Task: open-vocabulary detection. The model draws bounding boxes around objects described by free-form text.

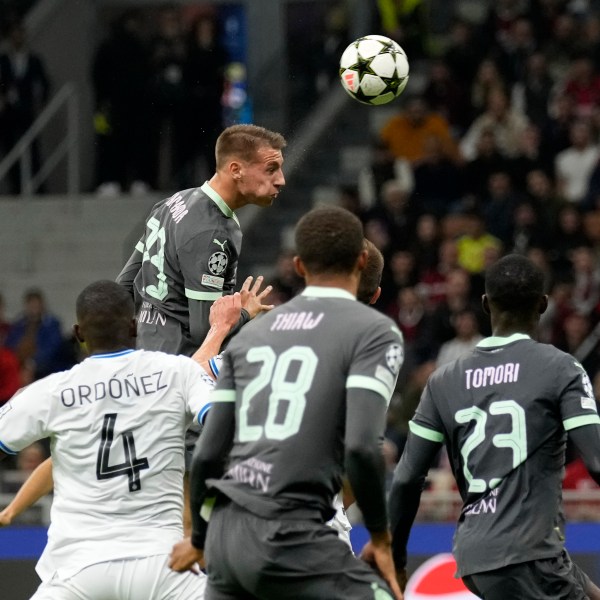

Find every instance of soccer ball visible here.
[339,35,409,106]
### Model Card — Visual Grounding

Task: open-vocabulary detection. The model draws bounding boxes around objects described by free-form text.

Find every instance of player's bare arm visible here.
[169,400,236,573]
[0,456,54,526]
[191,292,243,374]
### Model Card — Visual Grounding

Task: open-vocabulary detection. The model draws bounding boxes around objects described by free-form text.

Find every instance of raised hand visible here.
[239,276,274,319]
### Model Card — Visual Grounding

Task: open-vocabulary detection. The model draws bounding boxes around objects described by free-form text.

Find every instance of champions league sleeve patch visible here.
[202,273,225,290]
[208,251,228,276]
[385,343,404,375]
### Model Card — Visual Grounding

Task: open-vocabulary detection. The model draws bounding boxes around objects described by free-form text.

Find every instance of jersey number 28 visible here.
[238,345,318,442]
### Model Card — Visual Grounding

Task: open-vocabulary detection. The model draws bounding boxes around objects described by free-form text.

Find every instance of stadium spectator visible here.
[181,14,227,186]
[442,19,481,89]
[470,59,507,117]
[92,9,154,196]
[508,200,548,255]
[357,138,414,211]
[435,308,483,367]
[481,171,523,244]
[380,250,419,312]
[543,12,583,82]
[493,16,538,84]
[0,21,50,194]
[410,213,441,276]
[4,289,67,381]
[509,124,553,192]
[562,54,600,119]
[422,59,471,134]
[415,238,460,311]
[511,51,555,129]
[569,245,600,318]
[460,87,528,161]
[456,212,503,274]
[554,119,599,205]
[411,135,464,217]
[380,95,459,164]
[463,129,511,199]
[149,6,189,190]
[524,169,566,232]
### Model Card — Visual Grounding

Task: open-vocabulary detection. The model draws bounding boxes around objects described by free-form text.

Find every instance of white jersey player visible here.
[0,281,210,600]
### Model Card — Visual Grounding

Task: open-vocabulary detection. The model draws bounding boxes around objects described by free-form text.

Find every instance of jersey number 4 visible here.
[96,413,150,492]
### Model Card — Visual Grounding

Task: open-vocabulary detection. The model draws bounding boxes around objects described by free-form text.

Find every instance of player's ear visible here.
[369,287,382,305]
[73,323,85,344]
[482,294,490,315]
[130,317,137,338]
[538,294,548,315]
[229,160,242,180]
[293,256,306,278]
[356,249,368,272]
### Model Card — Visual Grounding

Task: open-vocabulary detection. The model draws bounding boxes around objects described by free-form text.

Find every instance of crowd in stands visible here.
[271,0,600,497]
[3,0,600,518]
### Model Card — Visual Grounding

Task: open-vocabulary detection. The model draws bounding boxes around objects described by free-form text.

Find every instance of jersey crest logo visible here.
[385,343,403,375]
[213,238,228,251]
[208,251,228,276]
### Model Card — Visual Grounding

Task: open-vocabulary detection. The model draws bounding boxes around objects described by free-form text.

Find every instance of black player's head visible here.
[75,281,135,352]
[215,124,286,169]
[294,206,365,277]
[357,239,384,305]
[484,254,547,318]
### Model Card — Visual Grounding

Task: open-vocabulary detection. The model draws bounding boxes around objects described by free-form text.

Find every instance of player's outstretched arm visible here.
[388,432,442,579]
[191,292,243,376]
[0,457,53,527]
[344,388,403,599]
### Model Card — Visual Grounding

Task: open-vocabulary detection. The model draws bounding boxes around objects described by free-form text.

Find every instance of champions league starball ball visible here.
[339,34,410,106]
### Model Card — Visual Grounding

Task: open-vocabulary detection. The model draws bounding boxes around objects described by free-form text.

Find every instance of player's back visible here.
[417,334,600,575]
[211,287,402,521]
[11,349,211,579]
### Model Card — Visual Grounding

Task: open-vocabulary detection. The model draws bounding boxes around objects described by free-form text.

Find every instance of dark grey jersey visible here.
[117,182,242,329]
[209,286,404,520]
[411,333,600,576]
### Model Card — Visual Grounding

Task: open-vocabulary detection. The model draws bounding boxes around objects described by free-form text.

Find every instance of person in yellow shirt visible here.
[456,212,503,274]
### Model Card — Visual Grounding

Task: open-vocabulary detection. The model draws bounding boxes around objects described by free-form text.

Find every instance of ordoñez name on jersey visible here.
[59,371,167,407]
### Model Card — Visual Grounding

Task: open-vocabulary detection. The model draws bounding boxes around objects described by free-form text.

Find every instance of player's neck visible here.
[303,274,359,297]
[87,343,135,356]
[490,315,537,339]
[207,174,239,211]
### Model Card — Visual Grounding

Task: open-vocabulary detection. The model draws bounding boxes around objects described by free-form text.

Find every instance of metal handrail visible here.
[0,82,80,195]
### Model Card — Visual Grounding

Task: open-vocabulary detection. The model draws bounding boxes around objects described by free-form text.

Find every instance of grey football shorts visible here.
[462,550,590,600]
[204,497,394,600]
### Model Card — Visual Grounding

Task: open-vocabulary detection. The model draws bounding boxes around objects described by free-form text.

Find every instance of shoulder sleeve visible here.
[558,357,600,432]
[0,381,52,454]
[178,226,238,302]
[181,358,216,426]
[212,350,236,404]
[409,380,445,443]
[346,317,404,406]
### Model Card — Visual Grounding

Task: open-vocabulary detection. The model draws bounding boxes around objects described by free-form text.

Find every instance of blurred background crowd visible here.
[2,0,600,521]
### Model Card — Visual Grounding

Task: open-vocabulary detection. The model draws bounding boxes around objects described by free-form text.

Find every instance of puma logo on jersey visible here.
[213,238,228,251]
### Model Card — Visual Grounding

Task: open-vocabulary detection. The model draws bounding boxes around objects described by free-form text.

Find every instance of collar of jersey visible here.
[201,182,240,227]
[476,333,531,348]
[301,286,356,301]
[90,349,137,359]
